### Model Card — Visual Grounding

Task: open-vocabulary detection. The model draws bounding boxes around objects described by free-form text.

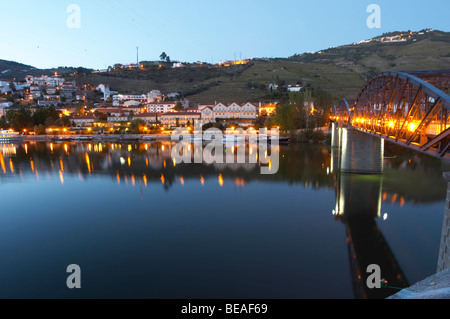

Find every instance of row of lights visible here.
[353,117,417,132]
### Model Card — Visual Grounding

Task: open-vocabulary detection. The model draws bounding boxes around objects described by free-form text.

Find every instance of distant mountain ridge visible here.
[0,60,36,79]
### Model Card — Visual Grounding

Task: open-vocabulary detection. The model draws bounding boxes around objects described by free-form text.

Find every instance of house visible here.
[96,84,118,101]
[61,80,77,99]
[240,102,258,119]
[109,109,131,117]
[30,85,42,98]
[259,103,276,115]
[212,102,257,120]
[26,75,65,87]
[185,107,200,113]
[198,104,215,111]
[113,94,147,103]
[46,86,58,94]
[268,83,278,92]
[107,113,129,123]
[160,112,201,128]
[70,115,96,127]
[146,102,176,113]
[124,100,142,107]
[131,112,160,124]
[123,105,145,114]
[0,101,13,117]
[287,84,303,92]
[76,91,87,101]
[38,95,62,107]
[201,107,214,125]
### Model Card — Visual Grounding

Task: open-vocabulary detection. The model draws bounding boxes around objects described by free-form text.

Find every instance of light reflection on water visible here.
[0,141,449,299]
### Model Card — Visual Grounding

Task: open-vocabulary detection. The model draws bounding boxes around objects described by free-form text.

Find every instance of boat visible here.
[0,130,23,143]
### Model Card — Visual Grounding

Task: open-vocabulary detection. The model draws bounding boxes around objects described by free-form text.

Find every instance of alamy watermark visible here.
[366,4,381,29]
[66,4,81,29]
[66,264,81,289]
[170,122,280,175]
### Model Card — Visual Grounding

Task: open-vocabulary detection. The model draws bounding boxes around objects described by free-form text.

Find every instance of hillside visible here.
[2,29,449,104]
[0,60,36,79]
[0,60,81,80]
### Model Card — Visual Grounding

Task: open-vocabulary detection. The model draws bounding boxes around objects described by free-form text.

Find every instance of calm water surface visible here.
[0,140,448,299]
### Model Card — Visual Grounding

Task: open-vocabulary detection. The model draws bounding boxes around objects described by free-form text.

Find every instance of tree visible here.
[0,116,7,129]
[166,56,171,63]
[34,124,45,135]
[5,108,33,131]
[129,119,146,133]
[8,81,16,93]
[174,101,184,111]
[160,52,167,61]
[32,106,61,126]
[303,88,313,129]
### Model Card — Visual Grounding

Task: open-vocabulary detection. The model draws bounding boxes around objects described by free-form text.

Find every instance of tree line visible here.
[0,106,70,133]
[256,87,334,139]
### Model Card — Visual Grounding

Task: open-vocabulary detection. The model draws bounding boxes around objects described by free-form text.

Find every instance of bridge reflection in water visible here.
[333,170,409,298]
[331,69,450,297]
[0,141,447,299]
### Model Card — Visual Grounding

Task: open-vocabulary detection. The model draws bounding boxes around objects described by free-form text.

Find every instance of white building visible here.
[212,102,257,120]
[132,113,159,124]
[96,84,118,101]
[0,80,30,94]
[113,94,147,104]
[160,112,201,128]
[147,102,176,113]
[70,115,96,127]
[0,101,13,117]
[201,107,214,125]
[124,100,142,107]
[287,85,303,92]
[26,75,65,87]
[107,114,130,123]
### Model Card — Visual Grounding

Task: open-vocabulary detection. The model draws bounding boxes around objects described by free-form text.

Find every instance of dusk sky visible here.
[1,0,449,69]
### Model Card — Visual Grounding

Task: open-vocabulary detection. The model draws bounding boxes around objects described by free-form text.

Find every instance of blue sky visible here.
[1,0,449,69]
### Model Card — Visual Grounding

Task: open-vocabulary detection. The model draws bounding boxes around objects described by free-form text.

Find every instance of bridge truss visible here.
[332,70,450,160]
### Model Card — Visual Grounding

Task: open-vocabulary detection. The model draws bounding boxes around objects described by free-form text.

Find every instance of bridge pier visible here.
[341,127,384,174]
[331,122,341,148]
[335,173,382,218]
[437,172,450,272]
[330,122,342,174]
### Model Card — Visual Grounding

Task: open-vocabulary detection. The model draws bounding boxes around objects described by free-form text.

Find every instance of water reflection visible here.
[0,142,335,192]
[0,141,448,299]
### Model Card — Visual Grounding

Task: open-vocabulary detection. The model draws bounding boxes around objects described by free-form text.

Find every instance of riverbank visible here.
[388,267,450,299]
[22,134,172,143]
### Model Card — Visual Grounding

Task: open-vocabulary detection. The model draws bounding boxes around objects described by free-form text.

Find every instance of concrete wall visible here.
[437,172,450,272]
[341,127,384,174]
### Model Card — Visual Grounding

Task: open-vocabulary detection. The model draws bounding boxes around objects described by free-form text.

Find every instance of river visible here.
[0,140,448,299]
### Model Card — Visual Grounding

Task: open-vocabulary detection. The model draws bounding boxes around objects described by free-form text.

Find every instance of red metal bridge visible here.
[332,70,450,160]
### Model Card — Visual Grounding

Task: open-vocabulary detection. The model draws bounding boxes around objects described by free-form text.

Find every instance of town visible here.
[0,73,290,136]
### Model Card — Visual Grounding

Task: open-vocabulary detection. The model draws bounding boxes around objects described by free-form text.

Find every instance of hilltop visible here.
[0,60,37,79]
[1,29,449,104]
